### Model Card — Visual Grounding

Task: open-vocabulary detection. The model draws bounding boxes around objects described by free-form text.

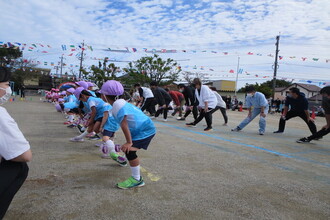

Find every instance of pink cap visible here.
[100,80,124,96]
[74,87,85,99]
[67,88,75,94]
[75,81,88,89]
[87,82,94,88]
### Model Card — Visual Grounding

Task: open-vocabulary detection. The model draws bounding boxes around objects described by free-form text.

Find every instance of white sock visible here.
[105,140,116,153]
[77,130,88,139]
[68,115,74,122]
[130,165,140,181]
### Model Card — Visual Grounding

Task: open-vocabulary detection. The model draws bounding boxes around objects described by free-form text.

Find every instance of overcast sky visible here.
[1,0,329,88]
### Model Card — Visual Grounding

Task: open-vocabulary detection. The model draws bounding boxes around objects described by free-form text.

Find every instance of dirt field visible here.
[3,97,330,220]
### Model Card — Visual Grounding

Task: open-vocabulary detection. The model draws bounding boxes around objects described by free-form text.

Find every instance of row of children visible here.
[53,80,156,189]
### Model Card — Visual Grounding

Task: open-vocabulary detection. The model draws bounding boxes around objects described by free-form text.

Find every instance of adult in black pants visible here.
[0,160,29,219]
[177,84,198,120]
[134,84,156,116]
[0,67,32,219]
[274,87,317,135]
[297,86,330,143]
[186,78,218,131]
[150,81,172,121]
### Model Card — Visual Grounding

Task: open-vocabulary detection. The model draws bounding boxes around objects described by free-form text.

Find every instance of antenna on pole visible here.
[235,56,240,96]
[78,40,85,80]
[60,54,64,78]
[272,35,280,100]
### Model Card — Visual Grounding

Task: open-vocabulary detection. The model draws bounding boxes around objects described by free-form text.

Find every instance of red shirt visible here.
[169,91,184,106]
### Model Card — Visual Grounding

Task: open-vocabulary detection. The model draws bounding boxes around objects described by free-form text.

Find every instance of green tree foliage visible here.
[0,47,47,90]
[261,79,293,88]
[122,54,181,86]
[81,59,121,87]
[10,58,42,90]
[0,47,22,66]
[238,79,292,98]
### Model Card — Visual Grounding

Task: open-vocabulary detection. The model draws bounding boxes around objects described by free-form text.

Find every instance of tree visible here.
[262,79,293,88]
[10,58,43,91]
[182,71,206,84]
[1,47,53,90]
[0,46,22,66]
[238,83,272,98]
[81,60,121,87]
[123,54,181,86]
[238,79,293,98]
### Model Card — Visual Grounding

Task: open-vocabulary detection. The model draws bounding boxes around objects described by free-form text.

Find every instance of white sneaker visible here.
[163,119,168,122]
[70,137,84,142]
[95,141,103,147]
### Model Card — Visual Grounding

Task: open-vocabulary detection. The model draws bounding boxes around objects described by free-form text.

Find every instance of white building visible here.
[275,83,321,100]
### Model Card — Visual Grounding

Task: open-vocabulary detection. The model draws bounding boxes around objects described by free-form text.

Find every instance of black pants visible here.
[141,98,156,116]
[155,100,171,119]
[193,107,217,128]
[0,160,29,219]
[219,107,228,124]
[278,110,317,134]
[184,105,198,120]
[307,127,330,141]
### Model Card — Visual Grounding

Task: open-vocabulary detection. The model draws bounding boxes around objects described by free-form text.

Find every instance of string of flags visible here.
[1,41,329,63]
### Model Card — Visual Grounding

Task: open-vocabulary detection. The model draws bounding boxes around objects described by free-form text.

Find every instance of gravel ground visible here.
[3,97,330,220]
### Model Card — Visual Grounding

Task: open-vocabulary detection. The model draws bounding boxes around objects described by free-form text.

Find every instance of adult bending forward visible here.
[0,67,32,219]
[232,86,268,135]
[186,78,217,131]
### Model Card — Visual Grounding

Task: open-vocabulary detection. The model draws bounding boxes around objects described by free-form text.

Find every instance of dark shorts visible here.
[102,129,115,137]
[94,117,103,123]
[69,108,84,115]
[132,134,155,150]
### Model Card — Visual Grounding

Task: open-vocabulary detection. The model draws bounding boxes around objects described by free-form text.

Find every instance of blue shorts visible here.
[94,117,103,123]
[132,134,155,150]
[102,129,115,137]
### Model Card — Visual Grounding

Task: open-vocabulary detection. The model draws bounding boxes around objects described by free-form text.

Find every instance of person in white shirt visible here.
[134,84,156,116]
[186,78,218,131]
[0,67,32,219]
[210,87,228,126]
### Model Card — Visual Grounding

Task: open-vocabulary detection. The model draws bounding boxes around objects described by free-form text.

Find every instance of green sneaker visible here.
[116,176,145,189]
[110,152,127,167]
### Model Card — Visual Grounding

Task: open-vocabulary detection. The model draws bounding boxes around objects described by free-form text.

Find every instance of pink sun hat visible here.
[75,81,88,89]
[100,80,124,96]
[74,87,85,99]
[67,88,75,94]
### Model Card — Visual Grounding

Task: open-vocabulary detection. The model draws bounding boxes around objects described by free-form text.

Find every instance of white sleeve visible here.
[88,99,96,108]
[0,107,30,160]
[201,86,210,102]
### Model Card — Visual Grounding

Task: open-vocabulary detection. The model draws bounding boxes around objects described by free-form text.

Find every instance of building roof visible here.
[276,83,321,92]
[275,87,286,92]
[308,94,323,101]
[295,83,321,92]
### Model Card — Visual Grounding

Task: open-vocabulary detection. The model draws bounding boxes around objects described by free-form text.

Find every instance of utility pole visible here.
[54,66,59,76]
[79,40,85,80]
[60,55,64,78]
[235,56,240,96]
[272,35,280,100]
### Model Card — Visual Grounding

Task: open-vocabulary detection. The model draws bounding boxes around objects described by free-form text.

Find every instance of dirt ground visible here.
[3,97,330,220]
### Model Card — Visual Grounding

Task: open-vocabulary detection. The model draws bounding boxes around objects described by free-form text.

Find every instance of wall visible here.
[278,84,318,99]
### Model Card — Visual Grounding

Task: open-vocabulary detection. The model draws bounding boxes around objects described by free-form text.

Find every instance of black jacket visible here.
[285,92,309,111]
[182,86,197,106]
[152,87,172,106]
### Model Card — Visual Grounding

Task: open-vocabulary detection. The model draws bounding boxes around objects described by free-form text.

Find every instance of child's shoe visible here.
[116,176,145,189]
